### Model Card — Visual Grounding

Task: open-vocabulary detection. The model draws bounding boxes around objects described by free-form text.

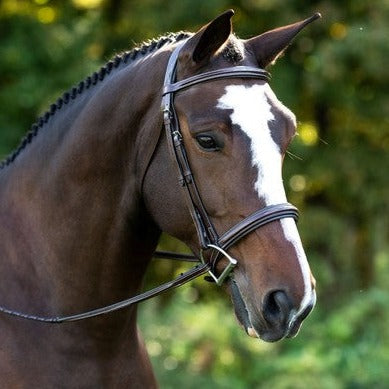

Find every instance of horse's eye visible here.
[195,135,219,151]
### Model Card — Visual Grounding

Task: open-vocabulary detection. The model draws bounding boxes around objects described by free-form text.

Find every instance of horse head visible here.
[144,10,320,342]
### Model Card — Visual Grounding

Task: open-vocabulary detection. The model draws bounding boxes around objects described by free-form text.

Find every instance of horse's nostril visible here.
[262,290,292,326]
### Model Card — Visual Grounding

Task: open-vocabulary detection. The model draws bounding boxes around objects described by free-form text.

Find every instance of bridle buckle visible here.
[201,244,237,286]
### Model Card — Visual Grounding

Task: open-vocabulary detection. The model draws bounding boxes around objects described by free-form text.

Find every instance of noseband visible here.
[0,42,298,323]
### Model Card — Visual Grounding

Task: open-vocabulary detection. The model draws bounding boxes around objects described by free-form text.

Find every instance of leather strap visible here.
[162,41,219,248]
[0,263,209,323]
[153,250,198,262]
[163,66,270,94]
[219,203,299,252]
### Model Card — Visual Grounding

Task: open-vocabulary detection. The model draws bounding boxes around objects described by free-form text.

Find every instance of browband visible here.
[163,66,270,95]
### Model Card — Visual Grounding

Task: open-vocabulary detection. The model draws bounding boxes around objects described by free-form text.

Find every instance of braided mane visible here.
[0,32,191,169]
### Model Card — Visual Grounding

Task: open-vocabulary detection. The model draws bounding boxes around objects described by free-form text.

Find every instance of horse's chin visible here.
[245,323,298,343]
[230,280,303,343]
[252,322,303,342]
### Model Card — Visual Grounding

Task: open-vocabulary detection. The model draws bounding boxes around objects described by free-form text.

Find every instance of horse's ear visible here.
[180,9,234,67]
[246,13,321,68]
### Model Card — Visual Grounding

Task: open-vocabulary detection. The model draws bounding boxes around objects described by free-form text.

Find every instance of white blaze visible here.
[217,84,314,320]
[217,84,286,205]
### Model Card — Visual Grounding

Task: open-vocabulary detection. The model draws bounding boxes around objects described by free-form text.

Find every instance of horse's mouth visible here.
[230,280,307,342]
[230,279,253,333]
[229,280,271,340]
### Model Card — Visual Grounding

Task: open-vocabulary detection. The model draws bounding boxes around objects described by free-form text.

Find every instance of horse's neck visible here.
[0,55,164,321]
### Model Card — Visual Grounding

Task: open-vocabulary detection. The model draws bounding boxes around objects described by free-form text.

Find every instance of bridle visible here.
[0,41,299,323]
[161,41,298,284]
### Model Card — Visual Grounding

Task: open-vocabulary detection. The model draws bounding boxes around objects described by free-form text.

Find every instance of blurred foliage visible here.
[140,285,389,388]
[0,0,388,387]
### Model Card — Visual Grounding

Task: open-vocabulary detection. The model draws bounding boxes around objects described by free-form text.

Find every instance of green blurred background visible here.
[0,0,388,387]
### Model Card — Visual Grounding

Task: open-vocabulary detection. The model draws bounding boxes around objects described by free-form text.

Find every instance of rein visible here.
[0,41,299,323]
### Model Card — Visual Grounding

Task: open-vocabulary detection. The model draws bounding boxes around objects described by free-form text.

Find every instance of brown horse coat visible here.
[0,10,319,387]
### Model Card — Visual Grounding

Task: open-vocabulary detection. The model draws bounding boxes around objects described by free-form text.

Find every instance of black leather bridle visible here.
[161,41,299,284]
[0,41,298,323]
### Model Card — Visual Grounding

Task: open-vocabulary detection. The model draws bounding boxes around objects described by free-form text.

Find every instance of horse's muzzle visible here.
[230,281,316,342]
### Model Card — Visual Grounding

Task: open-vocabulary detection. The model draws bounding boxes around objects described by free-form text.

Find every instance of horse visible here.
[0,10,320,388]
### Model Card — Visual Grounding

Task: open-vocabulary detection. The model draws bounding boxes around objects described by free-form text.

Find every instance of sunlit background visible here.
[0,0,388,388]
